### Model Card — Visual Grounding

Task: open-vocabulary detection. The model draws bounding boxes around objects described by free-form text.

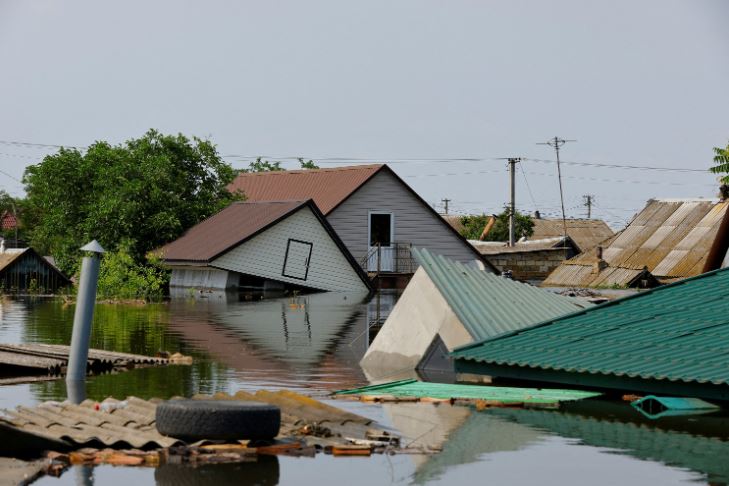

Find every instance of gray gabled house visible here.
[228,164,493,281]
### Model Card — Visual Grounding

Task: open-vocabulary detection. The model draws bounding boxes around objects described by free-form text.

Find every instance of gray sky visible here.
[1,0,728,228]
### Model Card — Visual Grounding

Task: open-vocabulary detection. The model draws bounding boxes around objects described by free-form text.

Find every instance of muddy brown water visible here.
[0,292,727,485]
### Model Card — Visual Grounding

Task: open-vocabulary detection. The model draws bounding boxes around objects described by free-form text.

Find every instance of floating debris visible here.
[333,379,601,406]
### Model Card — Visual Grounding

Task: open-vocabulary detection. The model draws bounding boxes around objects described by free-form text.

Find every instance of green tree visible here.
[298,158,319,169]
[0,190,23,244]
[22,130,240,274]
[459,208,534,241]
[709,141,729,183]
[242,157,284,173]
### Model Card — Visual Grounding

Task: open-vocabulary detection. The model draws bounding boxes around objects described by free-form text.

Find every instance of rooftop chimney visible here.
[592,245,607,275]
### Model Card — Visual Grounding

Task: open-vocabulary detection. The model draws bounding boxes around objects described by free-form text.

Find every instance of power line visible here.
[537,137,576,253]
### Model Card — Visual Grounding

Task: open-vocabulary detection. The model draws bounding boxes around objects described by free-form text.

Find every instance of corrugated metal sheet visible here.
[530,219,614,251]
[159,200,307,262]
[544,199,729,286]
[414,248,590,341]
[227,165,383,215]
[543,262,649,288]
[334,379,600,403]
[454,266,729,392]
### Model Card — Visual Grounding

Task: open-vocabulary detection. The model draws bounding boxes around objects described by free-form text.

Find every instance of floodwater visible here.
[0,293,728,485]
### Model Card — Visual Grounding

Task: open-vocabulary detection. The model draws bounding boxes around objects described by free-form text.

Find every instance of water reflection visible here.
[154,456,279,486]
[2,294,729,485]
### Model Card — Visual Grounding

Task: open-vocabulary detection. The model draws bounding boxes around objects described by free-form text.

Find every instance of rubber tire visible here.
[155,400,281,441]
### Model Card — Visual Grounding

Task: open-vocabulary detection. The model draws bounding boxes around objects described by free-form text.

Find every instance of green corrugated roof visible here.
[453,266,729,388]
[412,247,590,341]
[334,379,600,403]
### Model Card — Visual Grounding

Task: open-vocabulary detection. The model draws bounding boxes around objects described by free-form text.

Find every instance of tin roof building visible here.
[454,265,729,401]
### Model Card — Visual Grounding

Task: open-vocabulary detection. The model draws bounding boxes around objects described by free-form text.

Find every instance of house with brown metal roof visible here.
[159,199,371,292]
[543,198,729,288]
[228,165,492,283]
[530,217,614,251]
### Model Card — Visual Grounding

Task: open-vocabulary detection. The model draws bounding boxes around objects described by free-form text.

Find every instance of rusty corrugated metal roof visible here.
[543,199,729,286]
[227,165,384,215]
[159,200,308,262]
[530,219,614,251]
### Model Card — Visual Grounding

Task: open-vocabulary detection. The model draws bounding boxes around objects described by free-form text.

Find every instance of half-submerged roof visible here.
[227,165,384,215]
[544,199,729,287]
[531,218,614,251]
[160,200,311,262]
[413,248,590,341]
[453,266,729,399]
[470,236,577,255]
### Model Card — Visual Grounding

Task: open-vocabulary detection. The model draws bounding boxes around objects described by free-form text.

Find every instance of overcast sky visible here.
[1,0,727,227]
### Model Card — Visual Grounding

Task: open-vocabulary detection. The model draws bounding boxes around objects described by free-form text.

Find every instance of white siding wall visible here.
[212,206,368,292]
[327,170,480,265]
[170,267,237,289]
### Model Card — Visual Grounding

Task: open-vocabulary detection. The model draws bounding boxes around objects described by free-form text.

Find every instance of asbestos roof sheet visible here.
[470,236,572,255]
[0,397,180,451]
[453,266,729,389]
[159,200,308,262]
[227,165,383,215]
[544,199,729,286]
[542,262,652,288]
[413,248,590,341]
[530,219,614,251]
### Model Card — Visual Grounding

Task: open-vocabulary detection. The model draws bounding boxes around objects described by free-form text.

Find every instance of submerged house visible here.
[470,236,581,283]
[543,198,729,288]
[0,247,70,293]
[228,165,491,283]
[360,248,589,380]
[160,200,371,292]
[453,266,729,401]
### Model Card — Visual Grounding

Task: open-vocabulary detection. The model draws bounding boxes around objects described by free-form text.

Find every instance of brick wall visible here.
[484,248,572,283]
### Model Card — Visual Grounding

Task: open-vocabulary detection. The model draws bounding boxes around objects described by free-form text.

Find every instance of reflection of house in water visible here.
[382,403,542,484]
[490,402,729,484]
[167,290,376,390]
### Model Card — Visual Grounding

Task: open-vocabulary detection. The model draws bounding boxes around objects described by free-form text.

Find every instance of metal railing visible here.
[359,242,416,275]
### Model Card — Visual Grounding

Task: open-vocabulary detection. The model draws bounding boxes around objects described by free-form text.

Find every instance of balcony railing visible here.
[360,242,416,275]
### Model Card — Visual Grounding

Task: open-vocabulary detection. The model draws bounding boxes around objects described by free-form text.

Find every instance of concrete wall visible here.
[327,170,480,265]
[213,205,368,292]
[360,267,472,381]
[485,248,569,283]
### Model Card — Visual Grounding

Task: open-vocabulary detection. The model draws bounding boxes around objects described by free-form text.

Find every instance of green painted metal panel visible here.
[631,395,719,419]
[412,247,590,341]
[334,379,600,403]
[452,266,729,391]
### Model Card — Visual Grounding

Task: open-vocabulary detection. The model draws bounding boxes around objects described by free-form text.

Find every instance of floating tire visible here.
[155,400,281,441]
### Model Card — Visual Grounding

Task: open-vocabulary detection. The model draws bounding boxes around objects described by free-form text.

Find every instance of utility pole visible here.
[507,158,520,246]
[441,198,451,215]
[537,137,576,250]
[583,194,594,219]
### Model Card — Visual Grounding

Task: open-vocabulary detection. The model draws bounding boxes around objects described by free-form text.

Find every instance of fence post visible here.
[66,240,105,403]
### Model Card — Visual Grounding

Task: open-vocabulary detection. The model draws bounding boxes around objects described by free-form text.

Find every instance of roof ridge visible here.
[234,164,384,177]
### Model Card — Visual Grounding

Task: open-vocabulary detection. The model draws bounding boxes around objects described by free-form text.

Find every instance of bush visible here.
[96,247,169,301]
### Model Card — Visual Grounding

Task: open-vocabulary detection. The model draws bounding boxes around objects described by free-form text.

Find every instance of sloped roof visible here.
[160,200,309,262]
[414,248,590,341]
[227,165,384,215]
[0,249,26,272]
[453,266,729,396]
[543,260,658,288]
[470,236,577,255]
[531,218,614,251]
[544,199,729,286]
